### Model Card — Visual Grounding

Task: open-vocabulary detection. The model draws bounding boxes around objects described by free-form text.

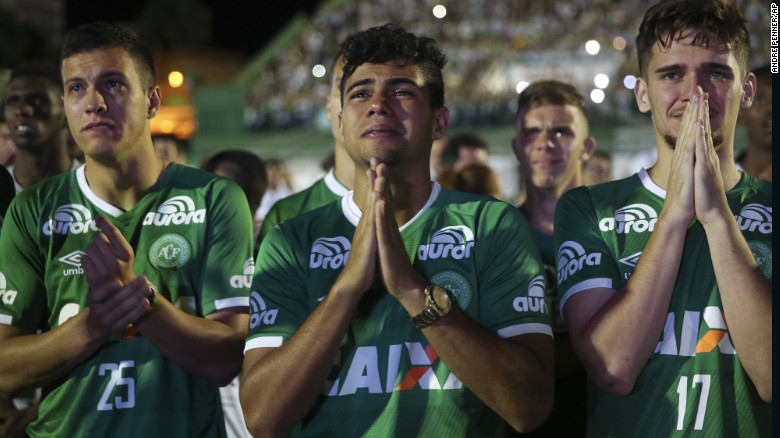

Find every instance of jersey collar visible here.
[76,164,125,217]
[341,181,441,231]
[324,168,350,197]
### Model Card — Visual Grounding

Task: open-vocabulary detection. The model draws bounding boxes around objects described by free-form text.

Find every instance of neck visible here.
[84,147,167,211]
[521,183,569,236]
[12,134,72,189]
[353,163,432,226]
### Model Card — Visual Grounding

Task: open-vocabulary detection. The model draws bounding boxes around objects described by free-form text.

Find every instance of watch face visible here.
[433,286,452,313]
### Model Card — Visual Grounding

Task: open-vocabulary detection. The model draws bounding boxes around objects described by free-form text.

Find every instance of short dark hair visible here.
[61,22,157,87]
[201,150,268,212]
[9,63,63,93]
[636,0,750,78]
[441,132,488,166]
[340,23,447,108]
[516,80,587,119]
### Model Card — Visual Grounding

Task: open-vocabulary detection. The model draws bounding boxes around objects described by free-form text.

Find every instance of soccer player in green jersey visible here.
[511,80,596,437]
[241,24,553,437]
[0,23,252,436]
[554,0,771,436]
[256,50,353,252]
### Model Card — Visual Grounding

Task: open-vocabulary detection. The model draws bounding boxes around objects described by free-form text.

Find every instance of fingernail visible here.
[692,95,698,103]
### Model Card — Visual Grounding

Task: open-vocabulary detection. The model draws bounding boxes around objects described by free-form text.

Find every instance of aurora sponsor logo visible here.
[59,250,87,276]
[599,203,658,234]
[230,258,254,289]
[249,291,278,329]
[143,196,206,226]
[513,275,546,313]
[556,241,602,284]
[43,204,98,236]
[309,236,351,270]
[0,272,18,305]
[417,226,475,261]
[735,204,772,234]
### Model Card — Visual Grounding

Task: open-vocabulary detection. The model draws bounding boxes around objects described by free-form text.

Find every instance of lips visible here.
[83,120,114,131]
[362,124,401,137]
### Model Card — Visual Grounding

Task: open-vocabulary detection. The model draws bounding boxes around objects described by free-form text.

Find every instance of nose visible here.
[535,129,556,150]
[85,89,107,114]
[683,75,707,102]
[368,94,392,116]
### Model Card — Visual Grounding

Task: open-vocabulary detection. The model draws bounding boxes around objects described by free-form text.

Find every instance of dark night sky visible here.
[64,0,322,56]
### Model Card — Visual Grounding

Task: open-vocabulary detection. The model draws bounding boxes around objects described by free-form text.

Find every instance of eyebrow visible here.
[654,62,734,74]
[345,77,420,95]
[64,70,129,85]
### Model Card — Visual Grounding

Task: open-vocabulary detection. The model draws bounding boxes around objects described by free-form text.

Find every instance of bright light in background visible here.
[623,75,637,89]
[612,36,627,51]
[585,40,600,55]
[160,120,175,133]
[516,81,530,94]
[432,5,447,18]
[168,71,184,88]
[594,73,610,89]
[590,89,605,103]
[312,64,326,78]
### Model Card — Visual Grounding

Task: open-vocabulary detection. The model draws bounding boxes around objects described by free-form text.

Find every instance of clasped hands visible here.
[334,158,426,310]
[664,87,730,227]
[81,215,154,339]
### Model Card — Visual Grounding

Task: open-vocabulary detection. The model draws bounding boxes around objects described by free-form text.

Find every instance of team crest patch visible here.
[149,233,192,269]
[431,271,472,309]
[748,241,772,280]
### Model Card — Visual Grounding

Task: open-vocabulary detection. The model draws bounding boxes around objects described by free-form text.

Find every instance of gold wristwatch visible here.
[409,284,452,329]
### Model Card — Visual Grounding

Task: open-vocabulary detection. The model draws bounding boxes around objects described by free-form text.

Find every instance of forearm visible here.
[576,216,687,394]
[241,289,360,437]
[0,312,104,397]
[423,309,553,433]
[704,217,772,401]
[134,298,248,386]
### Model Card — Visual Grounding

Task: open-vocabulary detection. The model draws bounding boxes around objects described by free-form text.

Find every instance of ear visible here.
[147,86,162,119]
[740,72,756,109]
[431,106,450,141]
[634,77,651,113]
[581,136,597,161]
[325,95,334,122]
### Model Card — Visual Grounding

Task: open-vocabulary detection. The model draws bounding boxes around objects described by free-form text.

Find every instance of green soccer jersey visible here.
[246,183,551,437]
[554,169,772,437]
[0,164,254,437]
[255,169,349,254]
